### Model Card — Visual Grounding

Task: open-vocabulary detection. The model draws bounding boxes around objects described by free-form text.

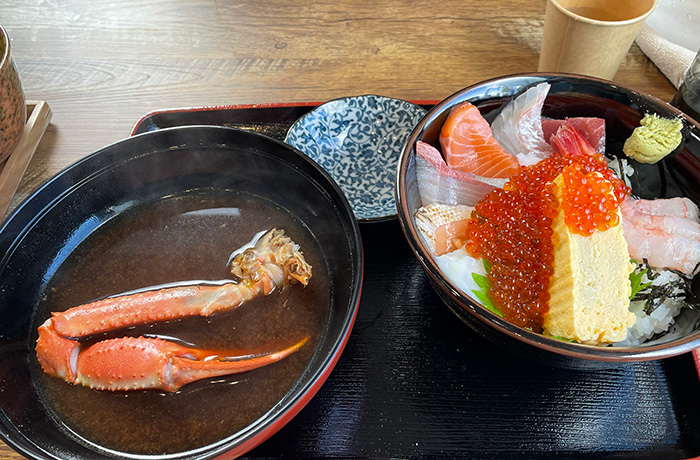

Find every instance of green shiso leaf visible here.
[472,272,490,292]
[549,335,576,343]
[471,287,503,317]
[629,261,652,300]
[471,260,503,318]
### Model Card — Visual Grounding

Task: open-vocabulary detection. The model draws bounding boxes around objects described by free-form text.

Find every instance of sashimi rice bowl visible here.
[396,74,700,364]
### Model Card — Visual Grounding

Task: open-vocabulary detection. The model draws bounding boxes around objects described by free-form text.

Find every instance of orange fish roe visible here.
[550,120,629,203]
[559,164,620,235]
[464,123,629,331]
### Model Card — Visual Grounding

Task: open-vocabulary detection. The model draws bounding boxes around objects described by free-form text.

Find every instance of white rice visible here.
[614,270,690,347]
[435,248,487,299]
[604,156,698,346]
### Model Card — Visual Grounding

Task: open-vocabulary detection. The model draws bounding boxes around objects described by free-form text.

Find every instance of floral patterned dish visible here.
[285,95,426,222]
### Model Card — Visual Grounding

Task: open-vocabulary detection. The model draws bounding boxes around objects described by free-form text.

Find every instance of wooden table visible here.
[0,1,680,459]
[1,0,676,220]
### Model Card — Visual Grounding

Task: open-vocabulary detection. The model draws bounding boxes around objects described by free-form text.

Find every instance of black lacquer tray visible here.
[132,104,700,460]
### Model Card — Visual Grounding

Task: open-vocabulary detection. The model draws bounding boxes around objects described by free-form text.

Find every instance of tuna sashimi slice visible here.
[542,117,606,153]
[491,82,554,166]
[415,141,506,206]
[439,102,520,179]
[549,120,598,159]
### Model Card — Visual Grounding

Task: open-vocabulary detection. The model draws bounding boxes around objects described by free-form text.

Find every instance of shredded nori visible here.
[630,259,700,314]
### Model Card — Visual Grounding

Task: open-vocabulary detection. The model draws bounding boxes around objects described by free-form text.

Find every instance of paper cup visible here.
[0,25,26,164]
[538,0,657,80]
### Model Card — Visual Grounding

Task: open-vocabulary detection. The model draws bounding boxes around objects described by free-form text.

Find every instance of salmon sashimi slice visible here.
[439,102,520,179]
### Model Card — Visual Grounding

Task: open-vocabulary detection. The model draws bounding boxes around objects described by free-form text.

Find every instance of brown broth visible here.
[33,190,329,455]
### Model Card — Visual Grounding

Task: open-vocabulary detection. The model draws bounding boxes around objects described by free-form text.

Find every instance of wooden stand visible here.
[0,101,52,218]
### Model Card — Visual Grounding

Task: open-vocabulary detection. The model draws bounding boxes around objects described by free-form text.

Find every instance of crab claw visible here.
[37,321,308,392]
[74,336,309,392]
[35,320,79,383]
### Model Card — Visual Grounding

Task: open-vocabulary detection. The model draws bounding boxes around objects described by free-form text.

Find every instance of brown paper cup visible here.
[538,0,657,80]
[0,25,26,164]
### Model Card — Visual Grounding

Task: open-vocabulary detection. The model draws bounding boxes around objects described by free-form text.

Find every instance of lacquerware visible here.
[0,126,363,459]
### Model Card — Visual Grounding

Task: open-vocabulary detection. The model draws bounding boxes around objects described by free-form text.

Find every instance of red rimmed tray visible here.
[131,103,700,460]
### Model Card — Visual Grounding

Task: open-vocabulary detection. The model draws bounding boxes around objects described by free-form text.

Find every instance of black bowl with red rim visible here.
[396,73,700,368]
[0,126,363,459]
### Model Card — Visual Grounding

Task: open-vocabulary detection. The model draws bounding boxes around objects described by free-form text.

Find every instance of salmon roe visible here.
[560,164,620,235]
[464,143,629,332]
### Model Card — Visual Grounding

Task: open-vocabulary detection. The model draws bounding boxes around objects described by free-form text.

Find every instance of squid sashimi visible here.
[491,82,554,166]
[439,102,520,178]
[415,141,507,206]
[620,197,700,275]
[542,117,606,153]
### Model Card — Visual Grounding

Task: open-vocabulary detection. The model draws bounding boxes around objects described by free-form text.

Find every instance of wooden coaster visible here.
[0,101,52,219]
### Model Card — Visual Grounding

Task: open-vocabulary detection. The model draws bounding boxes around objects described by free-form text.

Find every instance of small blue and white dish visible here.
[285,95,427,222]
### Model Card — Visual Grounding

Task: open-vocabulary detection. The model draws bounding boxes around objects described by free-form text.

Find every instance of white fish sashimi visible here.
[415,141,506,206]
[491,82,554,166]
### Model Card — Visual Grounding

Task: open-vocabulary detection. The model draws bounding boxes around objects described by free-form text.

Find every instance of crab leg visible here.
[48,228,312,339]
[35,228,313,392]
[37,322,308,392]
[50,282,270,339]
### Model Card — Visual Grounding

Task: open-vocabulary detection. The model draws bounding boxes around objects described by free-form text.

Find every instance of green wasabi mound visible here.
[622,114,683,164]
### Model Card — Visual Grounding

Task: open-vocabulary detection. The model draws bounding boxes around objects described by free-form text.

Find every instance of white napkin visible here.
[636,22,696,88]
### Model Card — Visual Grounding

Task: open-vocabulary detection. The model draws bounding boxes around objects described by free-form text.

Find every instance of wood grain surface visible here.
[0,0,676,220]
[0,1,682,459]
[0,101,52,218]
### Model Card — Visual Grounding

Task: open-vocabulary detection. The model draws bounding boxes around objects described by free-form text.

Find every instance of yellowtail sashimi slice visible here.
[415,141,506,206]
